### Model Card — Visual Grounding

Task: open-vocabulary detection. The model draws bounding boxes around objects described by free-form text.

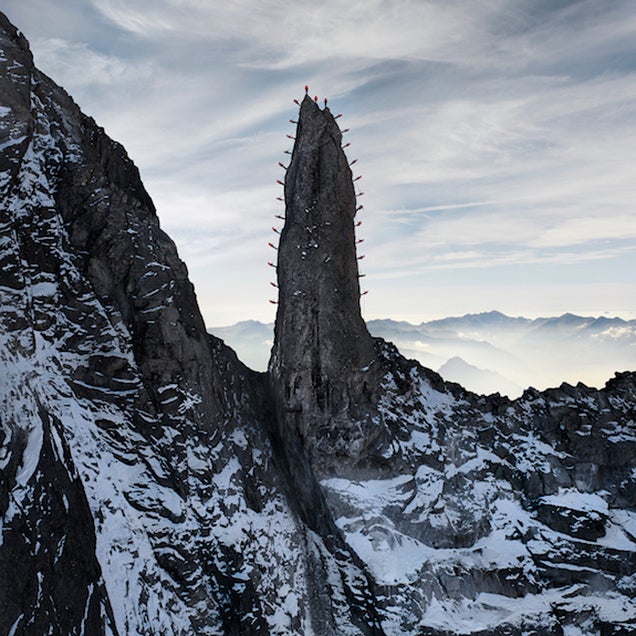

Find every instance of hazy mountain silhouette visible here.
[209,312,635,397]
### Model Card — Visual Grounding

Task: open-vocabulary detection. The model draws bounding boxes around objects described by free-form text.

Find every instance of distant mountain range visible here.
[209,311,636,397]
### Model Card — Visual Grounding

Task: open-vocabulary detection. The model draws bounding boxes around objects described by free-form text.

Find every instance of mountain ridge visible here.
[209,312,636,397]
[1,13,635,635]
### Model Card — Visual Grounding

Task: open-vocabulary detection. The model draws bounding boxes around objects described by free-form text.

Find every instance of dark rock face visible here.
[269,96,382,478]
[0,12,379,635]
[1,11,635,636]
[270,96,372,379]
[0,406,116,635]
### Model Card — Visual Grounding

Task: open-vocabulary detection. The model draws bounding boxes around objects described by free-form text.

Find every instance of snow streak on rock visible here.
[0,13,371,636]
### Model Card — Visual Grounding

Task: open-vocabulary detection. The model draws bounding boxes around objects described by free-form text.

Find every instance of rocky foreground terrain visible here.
[1,12,635,635]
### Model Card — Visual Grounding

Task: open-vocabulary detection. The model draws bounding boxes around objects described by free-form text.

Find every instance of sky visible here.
[3,0,636,326]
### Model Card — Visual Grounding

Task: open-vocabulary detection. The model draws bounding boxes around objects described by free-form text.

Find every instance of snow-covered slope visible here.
[322,343,636,634]
[0,14,375,635]
[1,12,635,636]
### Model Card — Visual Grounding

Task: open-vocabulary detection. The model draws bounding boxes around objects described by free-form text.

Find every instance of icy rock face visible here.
[1,11,636,636]
[269,97,636,634]
[0,13,376,636]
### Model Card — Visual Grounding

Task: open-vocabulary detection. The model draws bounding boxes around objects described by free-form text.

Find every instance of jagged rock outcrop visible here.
[269,95,387,478]
[0,13,377,636]
[267,93,636,634]
[1,12,635,636]
[321,348,636,634]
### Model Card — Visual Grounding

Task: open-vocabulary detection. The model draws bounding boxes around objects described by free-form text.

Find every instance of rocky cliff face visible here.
[269,96,382,479]
[0,13,375,635]
[1,12,635,636]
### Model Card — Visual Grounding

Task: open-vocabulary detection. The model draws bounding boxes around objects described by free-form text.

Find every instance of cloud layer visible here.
[5,0,636,324]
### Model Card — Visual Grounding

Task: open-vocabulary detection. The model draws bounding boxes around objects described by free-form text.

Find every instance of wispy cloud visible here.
[33,37,153,85]
[87,0,499,66]
[8,0,636,324]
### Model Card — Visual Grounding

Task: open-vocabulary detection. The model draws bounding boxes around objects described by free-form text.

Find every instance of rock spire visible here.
[268,95,378,474]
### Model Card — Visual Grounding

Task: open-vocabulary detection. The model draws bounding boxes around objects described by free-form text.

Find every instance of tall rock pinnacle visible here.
[269,95,378,475]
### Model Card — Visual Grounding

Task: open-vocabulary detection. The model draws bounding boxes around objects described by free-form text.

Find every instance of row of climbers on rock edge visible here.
[267,85,368,306]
